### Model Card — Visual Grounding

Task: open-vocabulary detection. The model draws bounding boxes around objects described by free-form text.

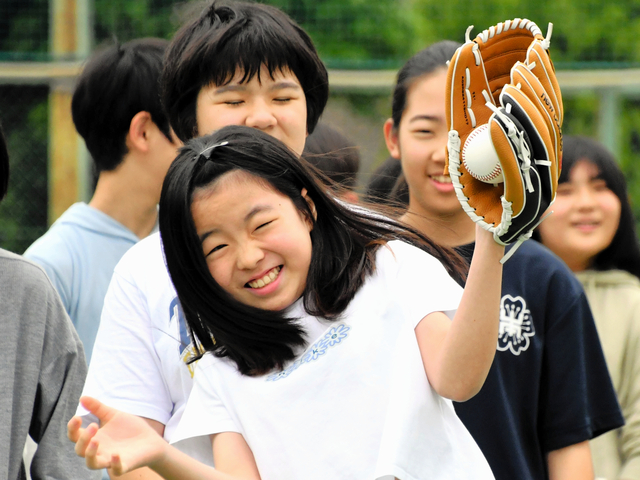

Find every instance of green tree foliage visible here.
[0,0,48,59]
[411,0,640,65]
[269,0,419,68]
[2,0,640,251]
[94,0,181,44]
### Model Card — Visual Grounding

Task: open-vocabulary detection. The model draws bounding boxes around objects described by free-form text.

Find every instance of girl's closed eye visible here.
[556,184,573,196]
[592,179,609,192]
[205,244,227,257]
[255,220,274,230]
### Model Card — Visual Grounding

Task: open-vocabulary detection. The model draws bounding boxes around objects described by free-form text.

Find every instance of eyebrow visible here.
[198,204,274,244]
[409,114,442,124]
[214,81,301,95]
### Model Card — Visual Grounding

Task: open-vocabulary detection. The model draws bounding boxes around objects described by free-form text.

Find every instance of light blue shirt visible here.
[24,203,143,363]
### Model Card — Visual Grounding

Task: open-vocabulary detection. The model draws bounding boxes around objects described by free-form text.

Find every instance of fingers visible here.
[74,422,99,457]
[84,437,111,470]
[67,415,83,443]
[80,396,116,424]
[109,453,126,476]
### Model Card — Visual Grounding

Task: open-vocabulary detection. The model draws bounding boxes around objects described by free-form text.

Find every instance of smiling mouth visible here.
[573,221,600,231]
[431,175,452,184]
[246,266,282,289]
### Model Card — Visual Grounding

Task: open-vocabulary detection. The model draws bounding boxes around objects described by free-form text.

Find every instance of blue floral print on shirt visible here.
[266,324,350,381]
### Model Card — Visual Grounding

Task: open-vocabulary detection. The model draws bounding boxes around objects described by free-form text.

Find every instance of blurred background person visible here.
[536,135,640,480]
[0,121,98,480]
[363,155,406,206]
[303,122,361,203]
[23,38,179,364]
[382,40,623,480]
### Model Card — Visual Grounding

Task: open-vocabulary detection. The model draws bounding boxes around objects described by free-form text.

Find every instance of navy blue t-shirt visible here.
[453,240,623,480]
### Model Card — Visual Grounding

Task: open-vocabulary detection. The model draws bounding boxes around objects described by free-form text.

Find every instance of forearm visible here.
[430,226,504,400]
[149,445,239,480]
[547,441,593,480]
[110,468,165,480]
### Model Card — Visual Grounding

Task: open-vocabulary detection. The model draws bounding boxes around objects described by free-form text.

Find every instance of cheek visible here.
[601,193,622,237]
[399,142,426,176]
[548,196,572,219]
[207,259,233,291]
[537,206,569,244]
[197,107,238,135]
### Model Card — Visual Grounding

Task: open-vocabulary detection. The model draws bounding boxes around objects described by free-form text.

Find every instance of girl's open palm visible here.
[67,396,168,475]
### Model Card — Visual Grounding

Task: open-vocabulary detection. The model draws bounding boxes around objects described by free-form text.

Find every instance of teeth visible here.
[432,175,452,184]
[248,266,281,289]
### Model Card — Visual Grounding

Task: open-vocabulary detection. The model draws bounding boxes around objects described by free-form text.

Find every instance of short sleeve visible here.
[171,355,240,463]
[79,268,173,425]
[540,280,623,452]
[384,241,463,328]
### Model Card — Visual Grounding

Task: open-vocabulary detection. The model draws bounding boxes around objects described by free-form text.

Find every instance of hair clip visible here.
[196,141,229,162]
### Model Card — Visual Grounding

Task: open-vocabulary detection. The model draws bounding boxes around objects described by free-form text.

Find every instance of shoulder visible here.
[507,240,583,292]
[0,249,70,332]
[23,203,96,265]
[378,240,443,267]
[0,249,56,292]
[113,232,165,278]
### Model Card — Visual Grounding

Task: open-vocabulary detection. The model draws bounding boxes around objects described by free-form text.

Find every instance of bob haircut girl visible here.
[535,136,640,478]
[159,124,466,376]
[535,135,640,277]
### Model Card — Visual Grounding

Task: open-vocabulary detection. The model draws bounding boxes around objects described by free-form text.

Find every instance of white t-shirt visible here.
[79,233,210,463]
[172,241,494,479]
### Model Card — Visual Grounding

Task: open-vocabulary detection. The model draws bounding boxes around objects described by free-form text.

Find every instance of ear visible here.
[126,111,153,154]
[383,118,401,160]
[300,188,317,228]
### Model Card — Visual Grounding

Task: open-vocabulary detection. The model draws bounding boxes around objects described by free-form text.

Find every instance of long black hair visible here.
[535,135,640,279]
[159,125,466,376]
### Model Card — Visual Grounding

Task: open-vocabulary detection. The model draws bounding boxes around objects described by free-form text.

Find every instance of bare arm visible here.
[69,397,260,480]
[547,441,594,480]
[416,226,504,402]
[108,419,165,480]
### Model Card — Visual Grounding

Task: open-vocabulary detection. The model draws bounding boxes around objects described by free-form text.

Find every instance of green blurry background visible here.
[1,0,639,253]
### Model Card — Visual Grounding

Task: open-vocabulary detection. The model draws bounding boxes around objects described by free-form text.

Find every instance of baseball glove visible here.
[445,18,562,252]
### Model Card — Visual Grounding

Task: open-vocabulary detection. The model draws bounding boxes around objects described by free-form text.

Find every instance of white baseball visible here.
[461,123,504,185]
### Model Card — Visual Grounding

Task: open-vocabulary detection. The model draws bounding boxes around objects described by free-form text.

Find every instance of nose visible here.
[245,99,277,131]
[576,185,598,209]
[236,240,265,271]
[432,137,448,165]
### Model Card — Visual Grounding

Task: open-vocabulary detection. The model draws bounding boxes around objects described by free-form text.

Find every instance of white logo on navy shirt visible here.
[497,295,535,355]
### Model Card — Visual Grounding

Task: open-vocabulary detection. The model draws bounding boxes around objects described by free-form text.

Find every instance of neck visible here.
[401,206,476,248]
[88,166,159,239]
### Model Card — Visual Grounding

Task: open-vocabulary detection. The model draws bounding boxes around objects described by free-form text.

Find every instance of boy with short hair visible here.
[79,2,329,478]
[24,38,179,363]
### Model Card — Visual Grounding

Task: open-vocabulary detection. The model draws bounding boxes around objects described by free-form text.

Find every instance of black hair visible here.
[302,123,360,190]
[0,122,8,201]
[71,37,172,173]
[378,41,461,207]
[364,156,408,207]
[390,40,460,130]
[161,0,329,142]
[159,125,466,376]
[535,135,640,279]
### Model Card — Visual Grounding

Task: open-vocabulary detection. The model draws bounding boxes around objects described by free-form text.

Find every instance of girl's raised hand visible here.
[67,396,168,475]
